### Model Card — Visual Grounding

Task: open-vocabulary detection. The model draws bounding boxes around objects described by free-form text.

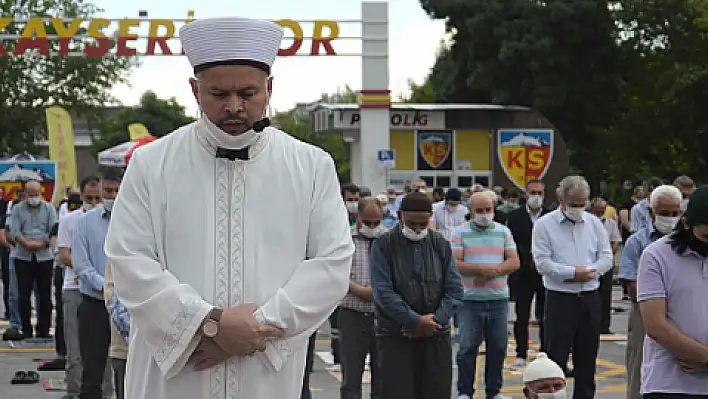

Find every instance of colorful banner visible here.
[0,17,341,57]
[46,106,77,205]
[128,123,150,140]
[0,161,58,202]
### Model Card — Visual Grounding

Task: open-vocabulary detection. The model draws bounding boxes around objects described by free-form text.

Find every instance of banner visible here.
[0,161,58,202]
[128,123,150,140]
[45,106,77,204]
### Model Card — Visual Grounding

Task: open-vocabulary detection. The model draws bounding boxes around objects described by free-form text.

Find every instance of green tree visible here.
[400,77,436,103]
[92,91,196,153]
[0,0,135,155]
[419,0,623,188]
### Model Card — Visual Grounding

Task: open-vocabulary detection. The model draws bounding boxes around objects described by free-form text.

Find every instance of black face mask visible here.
[689,236,708,257]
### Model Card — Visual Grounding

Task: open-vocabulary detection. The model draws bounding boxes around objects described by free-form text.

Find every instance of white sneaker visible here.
[457,395,471,399]
[510,357,526,368]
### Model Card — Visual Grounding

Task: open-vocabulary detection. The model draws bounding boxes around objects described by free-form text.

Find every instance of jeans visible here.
[7,256,20,329]
[456,300,509,398]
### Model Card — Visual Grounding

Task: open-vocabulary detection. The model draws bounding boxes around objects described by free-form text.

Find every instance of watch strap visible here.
[209,308,223,322]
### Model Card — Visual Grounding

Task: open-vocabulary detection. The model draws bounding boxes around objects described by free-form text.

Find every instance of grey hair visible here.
[470,188,498,205]
[649,185,682,209]
[558,175,591,201]
[358,197,383,214]
[673,175,695,189]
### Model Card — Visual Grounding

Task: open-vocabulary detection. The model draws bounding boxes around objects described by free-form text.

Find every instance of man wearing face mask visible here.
[631,177,664,233]
[105,17,354,399]
[370,192,463,399]
[430,188,468,240]
[343,183,362,233]
[506,179,550,367]
[532,175,613,399]
[522,353,567,399]
[73,169,123,399]
[338,197,382,399]
[589,197,622,335]
[673,175,696,213]
[637,185,708,398]
[618,185,682,399]
[56,176,108,397]
[9,181,57,339]
[451,189,520,399]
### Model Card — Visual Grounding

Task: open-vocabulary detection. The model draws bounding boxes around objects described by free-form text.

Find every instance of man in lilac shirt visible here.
[638,185,708,398]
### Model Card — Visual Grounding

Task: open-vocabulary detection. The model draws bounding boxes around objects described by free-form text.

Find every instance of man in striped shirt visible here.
[450,189,520,399]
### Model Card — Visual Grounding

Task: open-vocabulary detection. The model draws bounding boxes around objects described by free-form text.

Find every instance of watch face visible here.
[203,320,219,338]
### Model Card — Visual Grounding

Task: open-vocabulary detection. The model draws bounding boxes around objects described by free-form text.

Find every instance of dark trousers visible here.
[599,270,614,332]
[513,271,545,359]
[338,308,379,399]
[378,334,452,399]
[544,290,601,399]
[15,257,53,337]
[1,246,9,319]
[111,358,126,399]
[301,332,317,399]
[329,307,341,364]
[78,295,111,399]
[53,266,66,356]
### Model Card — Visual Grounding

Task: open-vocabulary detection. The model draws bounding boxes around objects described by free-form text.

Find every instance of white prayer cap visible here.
[179,17,284,75]
[376,194,389,205]
[523,353,565,383]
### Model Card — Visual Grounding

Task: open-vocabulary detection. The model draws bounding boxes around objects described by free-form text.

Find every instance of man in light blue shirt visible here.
[532,175,613,399]
[619,185,682,399]
[630,177,663,232]
[72,168,122,399]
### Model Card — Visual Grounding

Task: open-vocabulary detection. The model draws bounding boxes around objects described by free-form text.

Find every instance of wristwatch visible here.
[201,308,223,338]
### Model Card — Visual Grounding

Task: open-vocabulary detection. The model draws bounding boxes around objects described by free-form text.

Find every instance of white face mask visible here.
[535,388,567,399]
[654,215,679,235]
[103,199,115,213]
[527,195,543,209]
[345,201,358,214]
[359,224,383,238]
[681,199,689,212]
[402,225,428,241]
[27,197,41,207]
[199,113,260,150]
[473,213,494,227]
[564,206,585,221]
[83,203,95,212]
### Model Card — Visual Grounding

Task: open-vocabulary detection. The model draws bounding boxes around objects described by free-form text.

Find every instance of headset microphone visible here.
[252,118,271,132]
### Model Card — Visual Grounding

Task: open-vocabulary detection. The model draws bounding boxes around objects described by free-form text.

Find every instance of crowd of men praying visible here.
[0,173,706,399]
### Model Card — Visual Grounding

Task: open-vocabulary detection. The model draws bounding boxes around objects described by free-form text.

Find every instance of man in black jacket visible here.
[506,179,550,367]
[370,192,463,399]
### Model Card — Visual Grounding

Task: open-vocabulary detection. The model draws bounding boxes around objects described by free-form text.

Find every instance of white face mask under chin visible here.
[198,114,260,150]
[402,226,428,241]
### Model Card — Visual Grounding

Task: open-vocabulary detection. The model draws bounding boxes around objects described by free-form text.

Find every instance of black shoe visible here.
[38,357,66,371]
[601,329,614,335]
[2,328,24,341]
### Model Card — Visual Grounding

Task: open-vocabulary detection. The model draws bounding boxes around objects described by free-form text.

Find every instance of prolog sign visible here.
[0,17,341,57]
[334,110,446,130]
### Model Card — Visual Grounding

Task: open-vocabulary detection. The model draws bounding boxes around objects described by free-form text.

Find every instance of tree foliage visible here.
[0,0,135,155]
[91,91,196,154]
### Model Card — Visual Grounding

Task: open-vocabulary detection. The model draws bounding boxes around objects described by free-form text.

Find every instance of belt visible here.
[341,307,375,317]
[551,289,598,298]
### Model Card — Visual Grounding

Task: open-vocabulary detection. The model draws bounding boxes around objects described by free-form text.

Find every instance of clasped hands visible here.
[472,265,503,286]
[191,303,283,371]
[21,239,46,251]
[564,266,596,283]
[401,314,441,339]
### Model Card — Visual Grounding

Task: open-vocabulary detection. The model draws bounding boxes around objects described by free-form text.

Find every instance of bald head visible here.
[25,181,41,196]
[469,190,496,214]
[358,197,383,229]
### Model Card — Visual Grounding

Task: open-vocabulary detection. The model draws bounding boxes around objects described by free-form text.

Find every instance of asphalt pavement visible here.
[0,287,632,399]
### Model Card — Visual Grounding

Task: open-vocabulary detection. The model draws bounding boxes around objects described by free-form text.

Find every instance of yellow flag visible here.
[128,123,150,140]
[45,106,77,206]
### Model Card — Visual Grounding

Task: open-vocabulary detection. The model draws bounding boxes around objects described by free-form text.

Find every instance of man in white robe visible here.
[104,16,354,399]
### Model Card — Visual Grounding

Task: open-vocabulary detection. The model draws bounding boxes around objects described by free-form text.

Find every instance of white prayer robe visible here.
[104,120,354,399]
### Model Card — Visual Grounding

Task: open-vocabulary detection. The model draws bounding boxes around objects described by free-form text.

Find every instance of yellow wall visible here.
[455,130,491,171]
[390,130,414,170]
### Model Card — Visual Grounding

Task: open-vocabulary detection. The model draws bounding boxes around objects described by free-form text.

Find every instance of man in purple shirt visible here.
[638,185,708,398]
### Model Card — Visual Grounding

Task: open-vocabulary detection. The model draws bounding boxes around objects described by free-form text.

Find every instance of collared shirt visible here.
[600,216,622,243]
[72,206,110,299]
[340,234,375,313]
[637,237,708,395]
[56,209,84,290]
[431,203,468,240]
[9,201,57,262]
[630,199,652,233]
[526,205,543,224]
[450,222,516,300]
[619,226,663,281]
[532,209,614,293]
